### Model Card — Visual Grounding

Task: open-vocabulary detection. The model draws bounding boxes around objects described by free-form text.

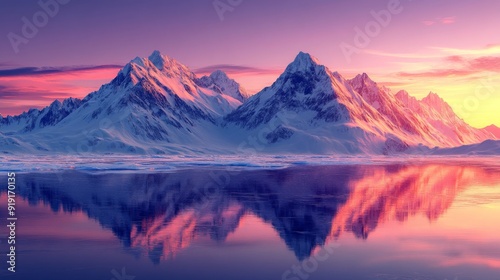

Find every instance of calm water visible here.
[1,163,500,280]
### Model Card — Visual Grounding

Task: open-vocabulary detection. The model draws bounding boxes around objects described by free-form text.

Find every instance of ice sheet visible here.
[1,154,499,172]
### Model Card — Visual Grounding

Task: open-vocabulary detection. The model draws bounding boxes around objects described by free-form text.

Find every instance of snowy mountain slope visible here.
[0,98,82,133]
[349,74,499,147]
[198,70,250,102]
[0,131,31,152]
[348,74,435,139]
[482,124,500,138]
[395,91,496,146]
[0,51,246,154]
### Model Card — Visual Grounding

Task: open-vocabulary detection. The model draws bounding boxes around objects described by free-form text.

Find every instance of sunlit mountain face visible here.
[2,163,499,271]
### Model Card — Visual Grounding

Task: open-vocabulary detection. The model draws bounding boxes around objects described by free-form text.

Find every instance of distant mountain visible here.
[198,70,250,102]
[482,124,500,138]
[0,51,498,155]
[0,98,82,133]
[348,73,496,148]
[433,139,500,155]
[395,90,494,146]
[348,74,434,138]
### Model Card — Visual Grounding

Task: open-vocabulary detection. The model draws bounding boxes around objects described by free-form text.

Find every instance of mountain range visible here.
[1,50,498,155]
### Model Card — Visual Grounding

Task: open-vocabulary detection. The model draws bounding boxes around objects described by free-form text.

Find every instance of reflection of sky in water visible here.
[0,163,500,280]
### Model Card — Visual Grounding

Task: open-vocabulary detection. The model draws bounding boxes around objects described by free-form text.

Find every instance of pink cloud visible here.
[397,55,500,78]
[440,17,456,24]
[422,17,456,26]
[0,66,120,116]
[445,55,466,63]
[469,56,500,71]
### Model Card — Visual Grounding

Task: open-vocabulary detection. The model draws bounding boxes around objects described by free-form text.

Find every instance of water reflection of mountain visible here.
[8,164,500,263]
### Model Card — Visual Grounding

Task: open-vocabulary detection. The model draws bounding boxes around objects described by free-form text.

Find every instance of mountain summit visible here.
[286,52,322,72]
[198,70,250,102]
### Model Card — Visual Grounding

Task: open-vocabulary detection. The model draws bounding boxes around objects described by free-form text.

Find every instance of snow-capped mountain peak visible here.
[106,50,243,117]
[116,51,195,88]
[422,92,445,106]
[198,70,250,102]
[349,73,379,95]
[421,91,455,117]
[349,73,391,95]
[395,90,410,99]
[209,70,232,84]
[285,52,322,73]
[148,50,165,69]
[146,50,190,73]
[360,72,370,79]
[350,73,379,89]
[395,90,420,111]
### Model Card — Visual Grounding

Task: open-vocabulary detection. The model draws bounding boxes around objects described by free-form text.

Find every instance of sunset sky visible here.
[0,0,499,127]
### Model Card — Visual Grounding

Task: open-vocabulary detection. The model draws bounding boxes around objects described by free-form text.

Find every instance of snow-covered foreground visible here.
[1,154,499,172]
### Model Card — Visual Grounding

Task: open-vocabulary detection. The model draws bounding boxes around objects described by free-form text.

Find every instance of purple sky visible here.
[1,0,499,127]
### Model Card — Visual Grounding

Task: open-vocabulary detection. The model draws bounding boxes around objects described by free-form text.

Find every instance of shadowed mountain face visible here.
[5,164,500,263]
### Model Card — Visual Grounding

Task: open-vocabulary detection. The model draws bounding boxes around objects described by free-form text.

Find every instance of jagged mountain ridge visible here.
[395,90,494,146]
[198,70,250,102]
[0,51,498,154]
[348,73,433,136]
[0,98,82,133]
[0,51,249,153]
